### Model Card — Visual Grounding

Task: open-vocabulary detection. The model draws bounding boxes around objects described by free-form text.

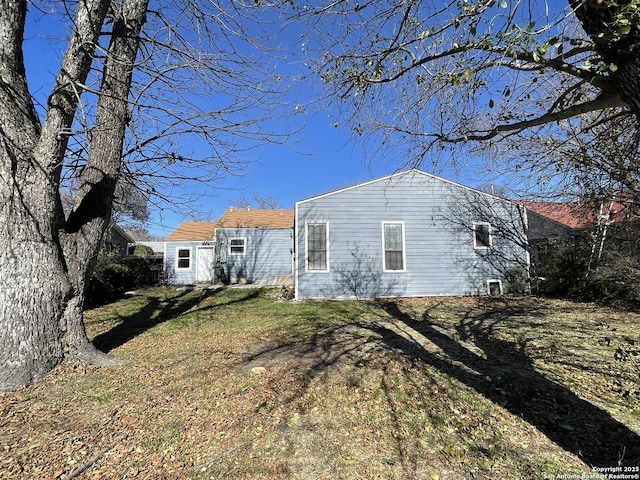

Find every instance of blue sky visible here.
[23,3,489,239]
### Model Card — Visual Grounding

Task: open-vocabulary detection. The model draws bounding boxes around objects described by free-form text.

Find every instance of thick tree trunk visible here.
[0,221,70,389]
[61,0,150,363]
[0,1,70,389]
[0,0,113,390]
[571,0,640,117]
[0,175,71,388]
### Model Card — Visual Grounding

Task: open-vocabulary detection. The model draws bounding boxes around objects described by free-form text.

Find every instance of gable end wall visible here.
[295,171,528,299]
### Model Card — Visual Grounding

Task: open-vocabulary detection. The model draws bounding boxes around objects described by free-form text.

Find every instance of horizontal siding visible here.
[295,171,528,299]
[164,241,207,285]
[217,228,292,283]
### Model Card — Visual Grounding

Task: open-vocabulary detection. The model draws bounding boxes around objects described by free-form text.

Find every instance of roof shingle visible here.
[165,222,216,241]
[216,208,293,229]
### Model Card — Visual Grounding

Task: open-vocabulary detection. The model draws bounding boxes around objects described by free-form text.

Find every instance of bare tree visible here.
[229,193,283,210]
[0,0,288,390]
[494,113,640,205]
[62,176,151,229]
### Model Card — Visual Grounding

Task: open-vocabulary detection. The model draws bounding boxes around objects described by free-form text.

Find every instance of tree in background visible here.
[229,193,283,210]
[62,177,150,233]
[0,0,287,390]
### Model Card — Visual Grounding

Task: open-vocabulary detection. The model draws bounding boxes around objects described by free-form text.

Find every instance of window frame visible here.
[305,221,329,272]
[473,222,493,249]
[487,279,503,296]
[382,221,406,272]
[176,247,192,270]
[228,237,247,256]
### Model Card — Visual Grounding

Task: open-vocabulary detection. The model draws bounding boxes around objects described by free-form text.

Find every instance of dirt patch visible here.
[236,323,386,372]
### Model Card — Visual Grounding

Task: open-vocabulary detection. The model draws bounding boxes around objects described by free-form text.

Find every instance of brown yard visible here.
[1,288,639,479]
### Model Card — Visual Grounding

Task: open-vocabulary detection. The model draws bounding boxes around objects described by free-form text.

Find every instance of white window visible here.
[487,280,502,296]
[306,222,328,271]
[229,238,246,255]
[382,222,406,272]
[176,247,192,270]
[473,222,492,249]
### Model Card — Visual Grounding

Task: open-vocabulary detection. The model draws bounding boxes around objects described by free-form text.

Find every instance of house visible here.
[294,169,530,300]
[214,208,294,285]
[103,223,135,256]
[521,200,632,240]
[164,222,218,284]
[162,170,530,297]
[522,199,640,271]
[163,210,294,285]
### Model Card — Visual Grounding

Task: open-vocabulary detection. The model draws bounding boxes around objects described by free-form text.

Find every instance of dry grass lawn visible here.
[1,287,639,479]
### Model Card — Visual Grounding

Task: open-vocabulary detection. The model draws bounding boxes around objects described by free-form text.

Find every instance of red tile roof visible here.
[521,200,630,229]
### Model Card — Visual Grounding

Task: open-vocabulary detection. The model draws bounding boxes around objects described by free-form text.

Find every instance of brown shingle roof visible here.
[216,208,294,229]
[165,222,216,241]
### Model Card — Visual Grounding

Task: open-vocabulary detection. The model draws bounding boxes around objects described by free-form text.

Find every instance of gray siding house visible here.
[163,210,294,286]
[164,222,218,285]
[213,209,294,285]
[294,170,530,300]
[103,223,134,256]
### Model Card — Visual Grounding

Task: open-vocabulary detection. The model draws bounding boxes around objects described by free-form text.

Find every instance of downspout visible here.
[293,202,299,300]
[520,203,532,293]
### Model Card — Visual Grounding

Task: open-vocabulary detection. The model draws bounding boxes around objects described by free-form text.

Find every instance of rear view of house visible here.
[164,222,218,284]
[163,210,294,286]
[214,208,294,285]
[294,169,529,300]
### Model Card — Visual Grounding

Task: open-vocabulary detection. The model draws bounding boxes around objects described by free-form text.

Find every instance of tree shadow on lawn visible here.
[374,300,640,468]
[91,287,261,352]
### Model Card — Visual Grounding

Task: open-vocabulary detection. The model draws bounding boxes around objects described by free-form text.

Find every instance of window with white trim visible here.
[382,222,405,271]
[306,222,328,271]
[473,222,492,249]
[176,248,192,269]
[229,238,246,255]
[487,280,502,296]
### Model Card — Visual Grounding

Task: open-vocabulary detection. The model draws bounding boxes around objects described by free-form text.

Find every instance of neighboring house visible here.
[103,223,134,256]
[163,210,294,286]
[164,222,217,284]
[522,199,640,270]
[294,169,529,300]
[522,200,629,240]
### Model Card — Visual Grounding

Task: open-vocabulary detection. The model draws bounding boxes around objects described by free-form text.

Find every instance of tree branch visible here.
[439,95,628,143]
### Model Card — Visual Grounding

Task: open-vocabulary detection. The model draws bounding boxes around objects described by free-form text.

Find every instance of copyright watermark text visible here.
[542,467,640,480]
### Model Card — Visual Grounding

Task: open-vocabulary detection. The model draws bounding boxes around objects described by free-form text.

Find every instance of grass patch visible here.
[0,288,638,479]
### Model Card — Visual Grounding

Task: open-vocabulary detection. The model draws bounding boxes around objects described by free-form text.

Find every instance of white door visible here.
[195,246,215,282]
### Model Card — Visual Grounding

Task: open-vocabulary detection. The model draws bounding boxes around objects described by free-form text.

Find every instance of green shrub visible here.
[533,235,640,309]
[586,255,640,309]
[505,265,527,294]
[532,237,591,297]
[86,253,152,307]
[133,244,154,256]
